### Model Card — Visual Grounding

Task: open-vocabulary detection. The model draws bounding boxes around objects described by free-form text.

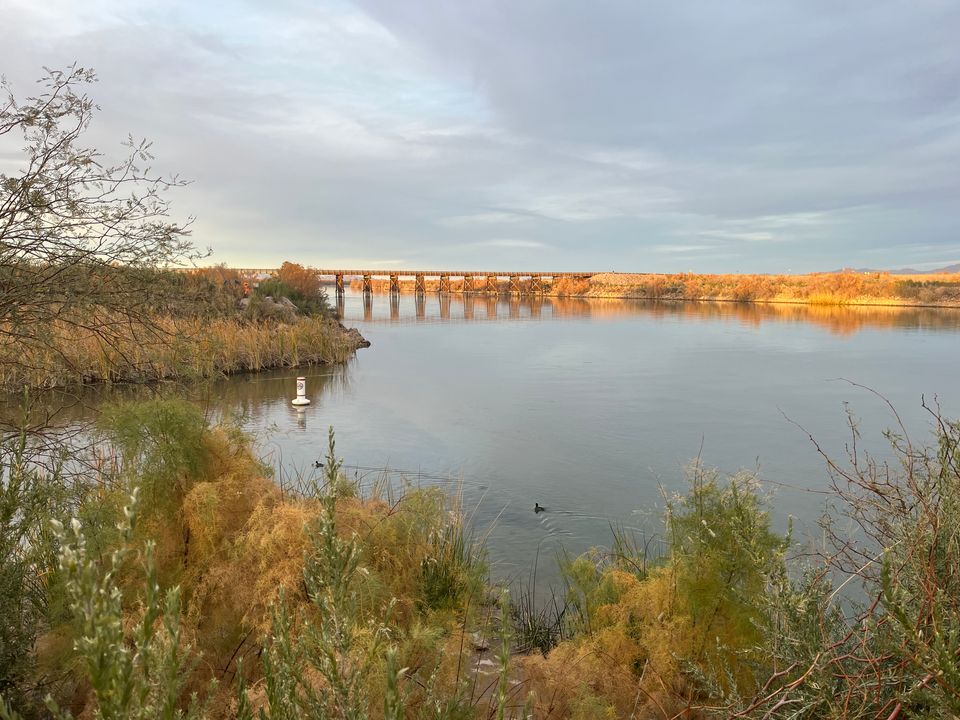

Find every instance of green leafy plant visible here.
[1,489,209,720]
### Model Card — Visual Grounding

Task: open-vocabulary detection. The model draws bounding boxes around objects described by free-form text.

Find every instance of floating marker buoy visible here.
[291,376,311,405]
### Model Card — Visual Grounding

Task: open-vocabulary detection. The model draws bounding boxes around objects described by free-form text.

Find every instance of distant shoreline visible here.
[345,270,960,310]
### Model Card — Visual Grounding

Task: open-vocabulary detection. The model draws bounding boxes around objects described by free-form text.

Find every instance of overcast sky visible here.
[2,1,959,272]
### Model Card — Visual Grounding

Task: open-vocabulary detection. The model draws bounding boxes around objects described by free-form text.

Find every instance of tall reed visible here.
[0,315,360,391]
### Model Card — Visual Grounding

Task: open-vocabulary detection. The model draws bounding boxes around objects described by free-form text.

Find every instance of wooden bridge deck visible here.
[230,268,596,278]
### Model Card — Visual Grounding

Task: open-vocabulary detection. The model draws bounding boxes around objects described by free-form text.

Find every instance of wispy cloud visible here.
[652,244,716,254]
[437,211,531,228]
[3,1,958,271]
[476,238,549,249]
[696,230,776,242]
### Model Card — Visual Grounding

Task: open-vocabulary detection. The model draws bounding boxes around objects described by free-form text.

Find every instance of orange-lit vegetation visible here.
[0,262,362,392]
[513,408,960,718]
[519,468,787,718]
[351,271,960,308]
[2,402,497,718]
[0,314,360,391]
[4,400,960,718]
[565,271,960,307]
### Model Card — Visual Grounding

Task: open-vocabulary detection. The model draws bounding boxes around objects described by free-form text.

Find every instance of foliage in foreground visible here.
[517,405,960,719]
[1,401,502,719]
[4,397,960,719]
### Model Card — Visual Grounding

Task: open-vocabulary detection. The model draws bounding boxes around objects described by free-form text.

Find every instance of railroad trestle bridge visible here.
[233,268,596,296]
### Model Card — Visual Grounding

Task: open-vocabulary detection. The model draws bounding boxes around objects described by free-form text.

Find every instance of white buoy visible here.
[291,376,311,406]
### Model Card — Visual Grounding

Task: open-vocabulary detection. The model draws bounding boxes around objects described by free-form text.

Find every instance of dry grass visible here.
[349,271,960,308]
[35,416,490,718]
[561,271,960,307]
[0,315,361,391]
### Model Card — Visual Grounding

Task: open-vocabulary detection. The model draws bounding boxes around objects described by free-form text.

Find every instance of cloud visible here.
[2,0,959,271]
[437,211,532,228]
[696,231,777,243]
[652,244,716,254]
[476,238,549,249]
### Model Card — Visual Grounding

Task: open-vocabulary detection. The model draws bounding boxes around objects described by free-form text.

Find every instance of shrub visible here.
[734,403,960,718]
[522,466,788,717]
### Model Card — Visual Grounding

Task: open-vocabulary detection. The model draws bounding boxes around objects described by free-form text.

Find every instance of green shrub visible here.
[97,398,211,510]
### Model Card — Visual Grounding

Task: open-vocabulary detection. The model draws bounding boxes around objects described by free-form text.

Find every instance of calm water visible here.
[19,292,960,589]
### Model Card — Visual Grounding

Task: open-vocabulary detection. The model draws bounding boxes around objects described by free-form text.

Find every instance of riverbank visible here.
[352,271,960,308]
[559,271,960,307]
[0,315,368,392]
[4,397,959,718]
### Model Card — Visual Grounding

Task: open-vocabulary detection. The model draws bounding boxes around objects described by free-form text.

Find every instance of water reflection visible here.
[336,292,960,336]
[1,364,350,433]
[6,291,960,592]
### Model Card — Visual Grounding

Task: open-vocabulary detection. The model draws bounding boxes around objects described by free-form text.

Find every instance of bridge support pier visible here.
[439,274,450,294]
[531,275,544,294]
[415,274,425,294]
[486,275,498,293]
[362,274,372,295]
[335,274,344,296]
[389,274,400,295]
[463,275,474,293]
[509,274,521,294]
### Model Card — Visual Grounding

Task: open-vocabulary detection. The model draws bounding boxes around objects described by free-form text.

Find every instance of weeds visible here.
[6,394,960,719]
[568,270,960,307]
[0,314,360,392]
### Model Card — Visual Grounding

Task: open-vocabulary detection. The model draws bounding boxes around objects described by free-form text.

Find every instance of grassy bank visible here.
[554,271,960,307]
[0,263,367,392]
[3,398,960,718]
[0,315,364,392]
[1,402,502,718]
[352,271,960,308]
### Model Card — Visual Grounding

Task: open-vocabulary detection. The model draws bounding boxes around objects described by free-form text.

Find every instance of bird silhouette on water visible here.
[534,503,545,513]
[313,460,324,469]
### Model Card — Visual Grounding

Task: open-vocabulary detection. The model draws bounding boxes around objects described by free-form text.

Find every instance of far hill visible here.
[837,263,960,275]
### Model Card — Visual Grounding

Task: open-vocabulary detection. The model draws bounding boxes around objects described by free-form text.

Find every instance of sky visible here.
[2,0,959,273]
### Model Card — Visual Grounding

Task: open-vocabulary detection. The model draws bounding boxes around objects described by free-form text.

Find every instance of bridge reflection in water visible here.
[333,289,960,336]
[336,291,556,324]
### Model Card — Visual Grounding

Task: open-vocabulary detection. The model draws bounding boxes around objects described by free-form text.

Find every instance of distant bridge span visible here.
[228,268,598,295]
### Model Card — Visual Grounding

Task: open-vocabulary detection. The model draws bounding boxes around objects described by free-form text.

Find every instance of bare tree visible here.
[0,64,205,388]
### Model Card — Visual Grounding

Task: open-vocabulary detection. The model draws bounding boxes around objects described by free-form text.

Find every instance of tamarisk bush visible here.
[0,490,208,720]
[238,428,402,720]
[734,399,960,718]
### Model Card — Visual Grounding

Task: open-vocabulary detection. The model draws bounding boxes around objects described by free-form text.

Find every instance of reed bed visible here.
[0,315,362,391]
[351,272,960,307]
[555,271,960,307]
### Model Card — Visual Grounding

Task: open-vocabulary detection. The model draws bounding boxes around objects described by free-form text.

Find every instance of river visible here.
[17,291,960,591]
